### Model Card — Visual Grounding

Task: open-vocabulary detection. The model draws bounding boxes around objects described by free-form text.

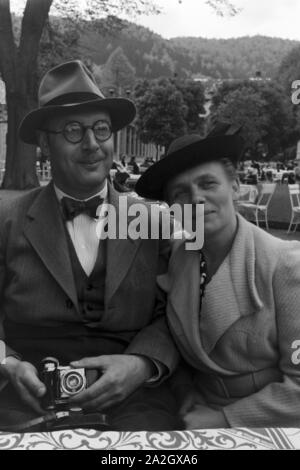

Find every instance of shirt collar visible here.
[54,180,108,204]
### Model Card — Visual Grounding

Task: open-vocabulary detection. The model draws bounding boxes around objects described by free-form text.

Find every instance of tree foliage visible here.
[80,19,298,82]
[210,80,295,154]
[94,46,136,94]
[134,77,206,150]
[276,45,300,101]
[134,78,187,150]
[173,79,206,133]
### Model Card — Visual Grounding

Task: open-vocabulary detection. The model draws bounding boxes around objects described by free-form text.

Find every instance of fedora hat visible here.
[19,60,136,145]
[135,122,244,201]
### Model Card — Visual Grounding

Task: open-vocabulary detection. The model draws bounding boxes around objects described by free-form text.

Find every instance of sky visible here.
[133,0,300,40]
[9,0,300,41]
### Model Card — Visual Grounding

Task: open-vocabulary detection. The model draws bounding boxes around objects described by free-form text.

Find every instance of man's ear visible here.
[232,178,240,202]
[37,131,51,158]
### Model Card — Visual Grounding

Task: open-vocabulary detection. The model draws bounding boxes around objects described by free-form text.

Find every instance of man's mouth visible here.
[79,158,103,166]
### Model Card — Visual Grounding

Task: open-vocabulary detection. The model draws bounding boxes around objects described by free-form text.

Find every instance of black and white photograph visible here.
[1,0,300,452]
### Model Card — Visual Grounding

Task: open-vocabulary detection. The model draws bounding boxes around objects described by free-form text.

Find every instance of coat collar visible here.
[105,184,142,303]
[24,182,80,313]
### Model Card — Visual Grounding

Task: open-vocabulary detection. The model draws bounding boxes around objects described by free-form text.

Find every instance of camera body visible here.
[40,357,87,410]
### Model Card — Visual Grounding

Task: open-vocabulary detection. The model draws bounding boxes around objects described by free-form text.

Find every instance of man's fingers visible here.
[16,381,46,415]
[70,356,109,370]
[70,374,112,404]
[20,368,46,398]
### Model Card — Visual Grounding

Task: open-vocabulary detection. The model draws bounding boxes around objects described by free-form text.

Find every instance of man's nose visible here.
[82,128,99,151]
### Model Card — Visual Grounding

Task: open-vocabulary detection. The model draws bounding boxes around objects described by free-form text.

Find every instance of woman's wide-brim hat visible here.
[135,123,244,200]
[19,60,136,145]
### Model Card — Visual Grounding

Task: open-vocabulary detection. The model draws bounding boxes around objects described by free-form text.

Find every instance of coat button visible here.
[86,284,94,291]
[66,299,73,309]
[86,304,93,311]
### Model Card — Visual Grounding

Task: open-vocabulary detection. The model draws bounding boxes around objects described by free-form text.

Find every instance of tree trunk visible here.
[2,84,38,189]
[0,0,52,189]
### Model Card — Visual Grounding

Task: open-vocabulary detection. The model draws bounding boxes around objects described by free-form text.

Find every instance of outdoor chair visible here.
[238,183,276,230]
[287,184,300,234]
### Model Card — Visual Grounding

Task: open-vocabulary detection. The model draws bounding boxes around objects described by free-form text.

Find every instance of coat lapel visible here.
[23,183,79,312]
[163,242,236,375]
[105,186,142,304]
[200,214,264,353]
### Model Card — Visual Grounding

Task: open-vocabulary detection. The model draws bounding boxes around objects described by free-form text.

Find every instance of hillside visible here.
[79,21,299,80]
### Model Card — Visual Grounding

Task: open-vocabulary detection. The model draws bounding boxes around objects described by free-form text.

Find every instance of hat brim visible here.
[19,97,136,145]
[135,134,244,201]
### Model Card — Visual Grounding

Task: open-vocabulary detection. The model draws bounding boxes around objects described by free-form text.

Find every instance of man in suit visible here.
[0,60,179,431]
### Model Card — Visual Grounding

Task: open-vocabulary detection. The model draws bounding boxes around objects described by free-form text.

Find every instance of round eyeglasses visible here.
[40,120,112,144]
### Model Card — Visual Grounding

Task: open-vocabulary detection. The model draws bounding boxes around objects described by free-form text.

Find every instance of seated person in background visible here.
[136,123,300,429]
[0,60,180,431]
[265,169,273,182]
[113,170,131,192]
[127,156,140,175]
[120,154,127,167]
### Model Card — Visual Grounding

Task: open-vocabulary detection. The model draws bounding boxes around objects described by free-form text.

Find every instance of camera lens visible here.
[61,371,85,395]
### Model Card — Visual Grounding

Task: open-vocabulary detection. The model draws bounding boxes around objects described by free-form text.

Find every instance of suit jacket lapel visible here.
[23,183,79,312]
[105,186,142,304]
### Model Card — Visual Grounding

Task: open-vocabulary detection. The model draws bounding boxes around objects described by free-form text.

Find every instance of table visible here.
[1,428,300,450]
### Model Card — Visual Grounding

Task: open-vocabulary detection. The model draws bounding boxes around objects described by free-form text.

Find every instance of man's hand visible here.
[69,354,155,411]
[183,404,229,429]
[1,357,46,415]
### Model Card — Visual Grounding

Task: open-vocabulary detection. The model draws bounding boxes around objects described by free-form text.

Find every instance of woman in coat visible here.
[136,124,300,428]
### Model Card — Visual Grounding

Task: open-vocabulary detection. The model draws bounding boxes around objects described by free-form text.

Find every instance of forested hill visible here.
[79,21,299,80]
[169,36,298,79]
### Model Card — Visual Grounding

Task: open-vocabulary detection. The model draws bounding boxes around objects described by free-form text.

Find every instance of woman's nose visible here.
[191,188,205,204]
[82,128,99,151]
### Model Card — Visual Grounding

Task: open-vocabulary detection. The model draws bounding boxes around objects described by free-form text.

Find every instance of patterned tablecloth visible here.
[1,428,300,450]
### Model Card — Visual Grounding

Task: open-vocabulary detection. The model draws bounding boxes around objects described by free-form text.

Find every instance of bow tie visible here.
[61,195,103,221]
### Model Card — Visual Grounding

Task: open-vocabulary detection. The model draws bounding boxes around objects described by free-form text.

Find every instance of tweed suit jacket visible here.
[158,213,300,427]
[0,182,178,375]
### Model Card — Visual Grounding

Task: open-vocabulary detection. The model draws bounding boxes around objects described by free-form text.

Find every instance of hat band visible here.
[43,92,104,107]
